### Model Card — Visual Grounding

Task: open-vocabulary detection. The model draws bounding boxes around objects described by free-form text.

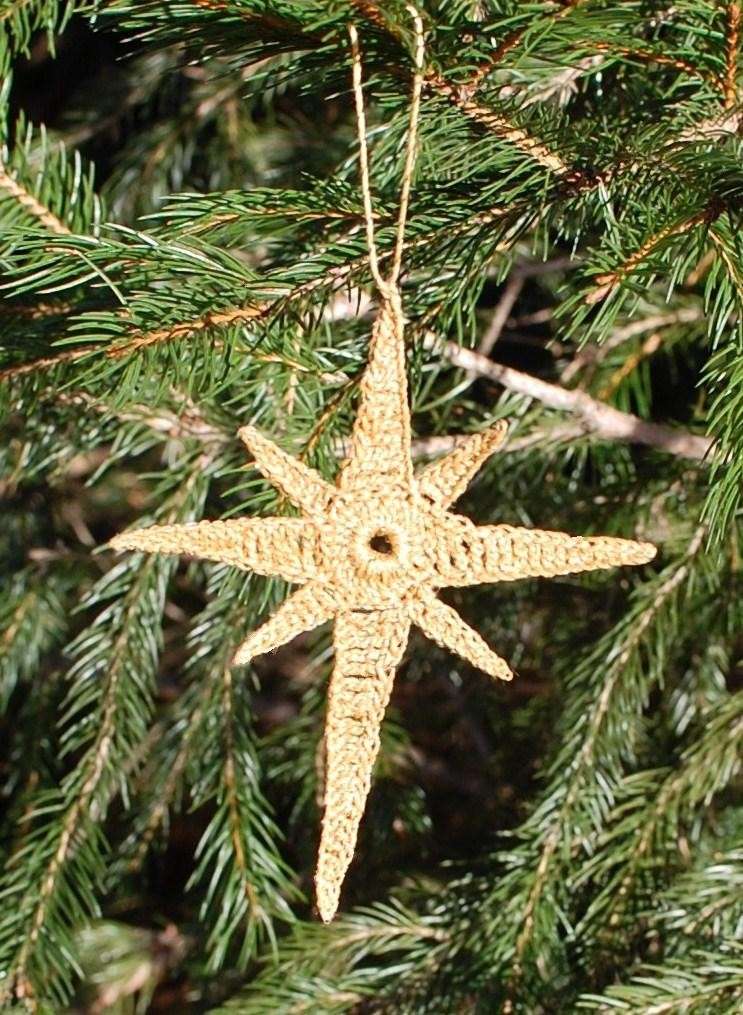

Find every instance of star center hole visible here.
[369,531,395,556]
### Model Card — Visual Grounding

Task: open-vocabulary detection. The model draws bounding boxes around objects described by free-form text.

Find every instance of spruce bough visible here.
[0,1,740,1011]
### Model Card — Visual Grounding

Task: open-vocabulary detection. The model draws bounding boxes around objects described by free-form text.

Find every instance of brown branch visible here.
[348,0,389,32]
[347,0,577,178]
[585,204,723,305]
[0,345,90,379]
[597,331,663,400]
[589,42,715,86]
[0,299,73,318]
[464,0,588,96]
[725,3,742,107]
[425,333,714,462]
[0,164,70,235]
[0,203,513,382]
[424,71,575,177]
[111,306,266,359]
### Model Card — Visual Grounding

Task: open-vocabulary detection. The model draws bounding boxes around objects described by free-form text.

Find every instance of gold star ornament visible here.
[109,16,656,923]
[110,291,655,920]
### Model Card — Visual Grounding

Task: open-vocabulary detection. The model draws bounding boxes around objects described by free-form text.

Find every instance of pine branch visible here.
[184,573,298,970]
[560,308,704,383]
[0,201,514,380]
[1,2,741,1007]
[0,568,69,713]
[596,330,664,400]
[588,41,719,88]
[0,470,207,1007]
[188,0,309,36]
[212,899,452,1013]
[425,74,575,177]
[657,848,743,941]
[724,3,741,108]
[590,689,743,936]
[579,944,743,1013]
[0,0,84,75]
[349,0,577,177]
[50,384,579,468]
[120,690,207,875]
[585,203,724,306]
[0,118,102,243]
[463,0,589,97]
[499,525,709,997]
[0,164,70,235]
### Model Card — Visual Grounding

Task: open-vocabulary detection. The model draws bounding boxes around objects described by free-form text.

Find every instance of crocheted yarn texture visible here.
[110,284,656,922]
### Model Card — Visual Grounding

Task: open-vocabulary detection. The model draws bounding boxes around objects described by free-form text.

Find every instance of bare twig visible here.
[49,388,582,467]
[684,248,717,288]
[597,331,663,400]
[513,256,578,278]
[477,276,524,356]
[339,423,583,461]
[674,105,742,143]
[425,333,713,462]
[559,307,704,383]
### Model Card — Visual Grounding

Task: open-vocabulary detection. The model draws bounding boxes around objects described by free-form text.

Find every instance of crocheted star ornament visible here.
[110,283,656,921]
[111,11,656,924]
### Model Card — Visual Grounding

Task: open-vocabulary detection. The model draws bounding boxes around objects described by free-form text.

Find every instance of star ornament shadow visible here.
[110,291,656,922]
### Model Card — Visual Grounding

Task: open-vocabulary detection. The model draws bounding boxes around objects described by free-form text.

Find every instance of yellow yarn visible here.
[110,288,656,921]
[110,9,656,923]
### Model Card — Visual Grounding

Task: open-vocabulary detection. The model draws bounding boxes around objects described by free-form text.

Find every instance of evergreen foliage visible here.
[0,1,740,1010]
